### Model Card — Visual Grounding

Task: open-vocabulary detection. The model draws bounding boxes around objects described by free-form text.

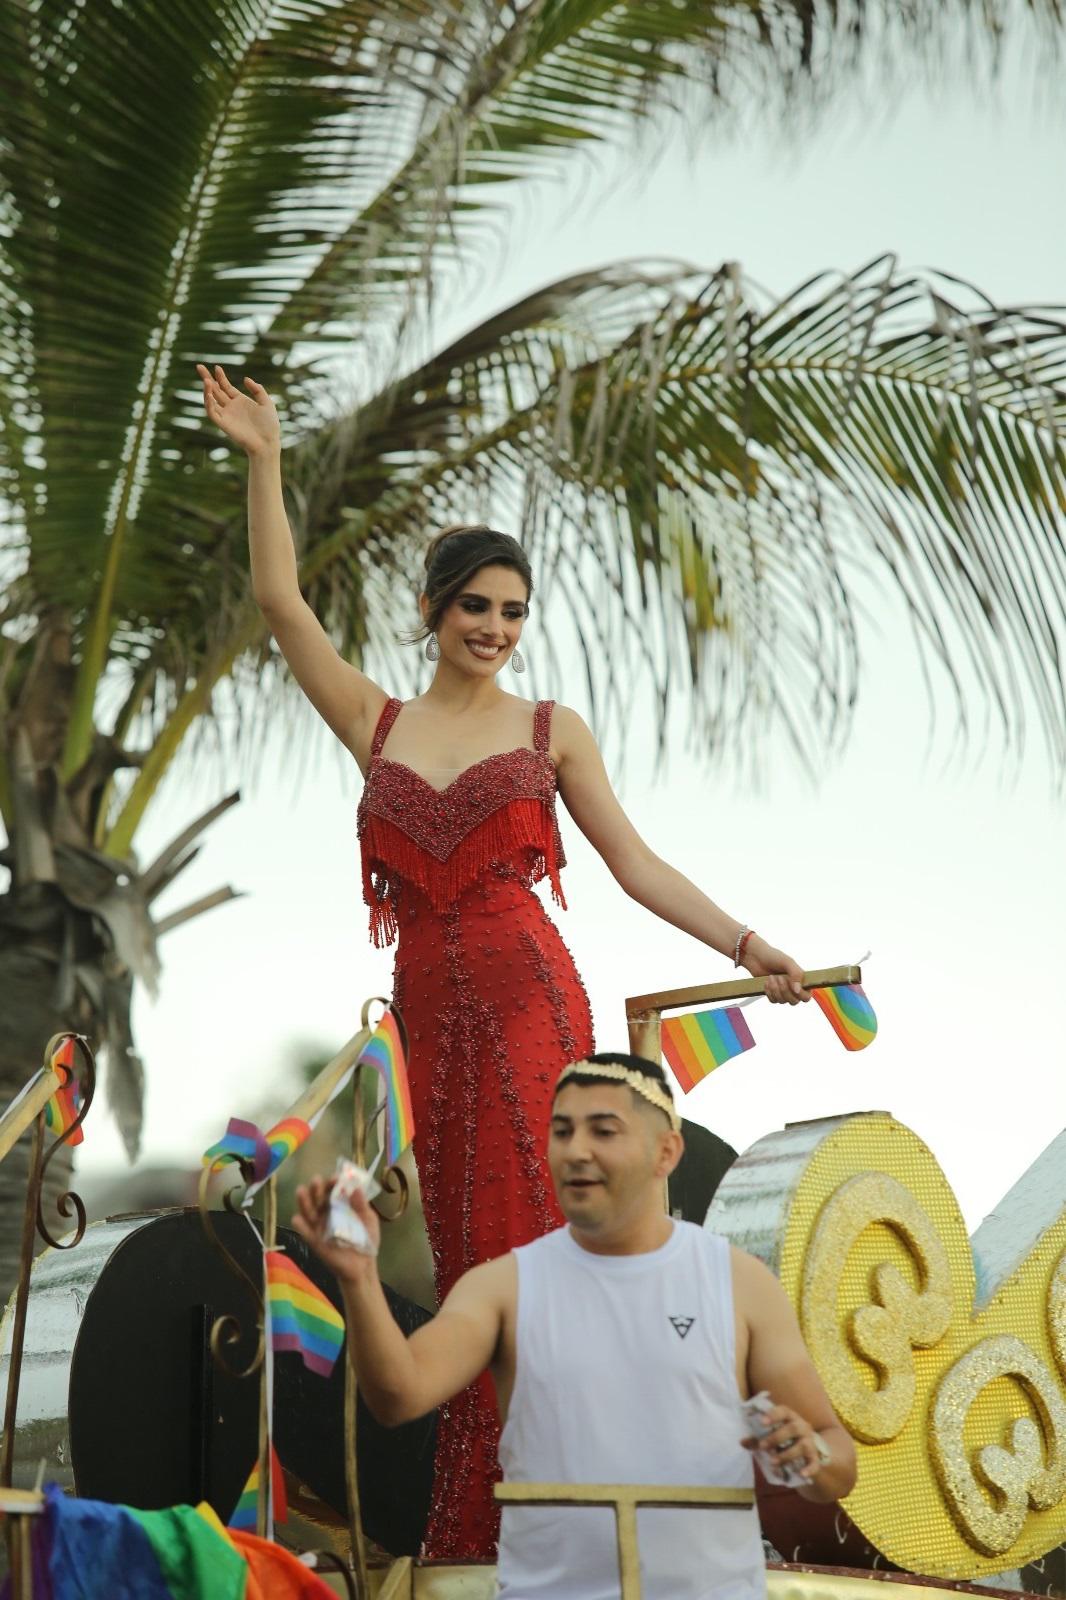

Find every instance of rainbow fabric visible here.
[265,1249,345,1378]
[812,983,878,1050]
[661,1006,756,1093]
[43,1036,83,1146]
[202,1113,311,1182]
[228,1443,288,1532]
[358,1009,414,1167]
[28,1482,340,1598]
[264,1115,310,1171]
[203,1116,264,1173]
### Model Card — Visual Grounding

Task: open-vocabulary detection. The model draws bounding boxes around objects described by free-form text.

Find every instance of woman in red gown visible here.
[357,689,592,1557]
[200,363,809,1560]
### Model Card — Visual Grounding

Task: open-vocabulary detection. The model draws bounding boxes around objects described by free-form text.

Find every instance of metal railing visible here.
[495,1481,755,1600]
[198,997,407,1599]
[0,1032,96,1597]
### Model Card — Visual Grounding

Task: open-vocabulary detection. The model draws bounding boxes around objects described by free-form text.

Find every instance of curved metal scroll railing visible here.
[198,997,408,1599]
[0,1031,96,1597]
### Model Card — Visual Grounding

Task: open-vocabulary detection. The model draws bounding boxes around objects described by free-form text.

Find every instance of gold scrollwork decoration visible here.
[721,1111,1066,1579]
[802,1172,953,1442]
[208,1308,266,1382]
[197,1162,266,1379]
[378,1162,410,1219]
[36,1032,97,1251]
[931,1333,1066,1556]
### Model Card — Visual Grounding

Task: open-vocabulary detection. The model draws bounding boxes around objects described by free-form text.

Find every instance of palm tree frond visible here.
[286,256,1066,775]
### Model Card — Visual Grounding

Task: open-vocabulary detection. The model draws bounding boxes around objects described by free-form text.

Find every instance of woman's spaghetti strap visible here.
[370,697,403,757]
[533,700,555,754]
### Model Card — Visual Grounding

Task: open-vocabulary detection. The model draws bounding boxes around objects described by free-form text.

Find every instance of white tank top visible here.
[496,1222,766,1600]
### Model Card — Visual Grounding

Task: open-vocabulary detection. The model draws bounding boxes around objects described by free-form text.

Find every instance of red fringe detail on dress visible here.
[362,799,566,948]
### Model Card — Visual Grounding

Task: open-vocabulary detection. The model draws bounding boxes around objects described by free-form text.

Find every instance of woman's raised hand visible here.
[742,935,810,1005]
[197,363,280,457]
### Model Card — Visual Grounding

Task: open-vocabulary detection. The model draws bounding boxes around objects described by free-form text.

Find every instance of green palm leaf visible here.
[0,0,456,776]
[3,0,1061,793]
[251,0,1065,362]
[274,257,1066,776]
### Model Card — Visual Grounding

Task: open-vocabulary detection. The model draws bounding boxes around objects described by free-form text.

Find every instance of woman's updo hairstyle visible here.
[414,523,534,641]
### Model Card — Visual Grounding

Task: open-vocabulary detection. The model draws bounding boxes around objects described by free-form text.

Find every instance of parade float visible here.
[3,967,1065,1600]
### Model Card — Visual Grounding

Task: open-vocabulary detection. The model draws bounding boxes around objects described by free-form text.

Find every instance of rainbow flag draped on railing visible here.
[265,1250,345,1378]
[43,1036,84,1145]
[357,1008,413,1167]
[203,1113,311,1181]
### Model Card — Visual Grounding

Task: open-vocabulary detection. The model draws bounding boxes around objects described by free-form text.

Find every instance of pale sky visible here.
[76,34,1065,1232]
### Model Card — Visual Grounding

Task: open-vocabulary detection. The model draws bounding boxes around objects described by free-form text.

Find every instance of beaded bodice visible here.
[357,698,567,946]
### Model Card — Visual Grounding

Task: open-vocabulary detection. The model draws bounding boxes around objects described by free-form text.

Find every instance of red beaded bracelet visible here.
[734,927,754,968]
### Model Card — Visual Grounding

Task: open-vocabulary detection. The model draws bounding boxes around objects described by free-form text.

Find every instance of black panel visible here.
[67,1209,435,1554]
[669,1119,738,1224]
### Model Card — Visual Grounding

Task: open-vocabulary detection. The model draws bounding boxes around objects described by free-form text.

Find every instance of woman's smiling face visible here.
[430,562,529,677]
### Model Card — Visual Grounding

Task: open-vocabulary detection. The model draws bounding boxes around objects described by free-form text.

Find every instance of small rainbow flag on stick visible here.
[661,1006,757,1093]
[44,1037,83,1146]
[229,1443,287,1532]
[203,1116,265,1174]
[812,984,878,1050]
[266,1250,345,1378]
[202,1114,311,1182]
[357,1009,414,1167]
[264,1115,311,1172]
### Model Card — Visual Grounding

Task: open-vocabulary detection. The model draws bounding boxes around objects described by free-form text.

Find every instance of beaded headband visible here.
[554,1060,681,1131]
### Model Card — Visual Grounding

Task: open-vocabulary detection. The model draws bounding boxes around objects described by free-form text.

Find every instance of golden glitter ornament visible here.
[706,1111,1066,1579]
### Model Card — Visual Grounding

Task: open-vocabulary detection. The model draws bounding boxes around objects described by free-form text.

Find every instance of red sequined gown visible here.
[357,697,594,1559]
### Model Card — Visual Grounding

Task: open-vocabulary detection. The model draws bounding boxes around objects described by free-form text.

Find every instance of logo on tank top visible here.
[669,1315,695,1339]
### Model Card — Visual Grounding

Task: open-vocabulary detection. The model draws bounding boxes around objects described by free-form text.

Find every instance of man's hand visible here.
[742,1398,825,1481]
[291,1175,381,1287]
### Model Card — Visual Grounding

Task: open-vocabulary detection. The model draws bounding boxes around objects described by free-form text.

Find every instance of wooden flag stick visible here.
[625,965,861,1065]
[626,964,861,1018]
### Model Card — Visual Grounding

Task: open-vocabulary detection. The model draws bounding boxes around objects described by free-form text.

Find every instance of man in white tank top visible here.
[294,1053,857,1598]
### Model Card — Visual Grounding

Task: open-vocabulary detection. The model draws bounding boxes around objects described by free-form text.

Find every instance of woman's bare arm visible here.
[198,364,386,757]
[553,706,807,1002]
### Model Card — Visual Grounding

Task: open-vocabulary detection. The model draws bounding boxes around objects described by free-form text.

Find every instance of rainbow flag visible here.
[229,1442,287,1531]
[358,1009,413,1167]
[203,1116,269,1177]
[203,1114,311,1182]
[264,1115,311,1172]
[44,1037,83,1146]
[265,1250,345,1378]
[812,983,878,1050]
[661,1006,756,1093]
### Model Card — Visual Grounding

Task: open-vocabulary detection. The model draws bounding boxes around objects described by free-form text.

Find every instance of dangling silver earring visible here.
[511,647,526,675]
[425,635,440,661]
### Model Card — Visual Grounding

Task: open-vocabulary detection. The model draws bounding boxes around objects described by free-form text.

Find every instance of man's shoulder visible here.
[727,1242,790,1318]
[508,1225,574,1266]
[443,1250,518,1318]
[726,1241,775,1278]
[673,1219,734,1261]
[467,1250,520,1291]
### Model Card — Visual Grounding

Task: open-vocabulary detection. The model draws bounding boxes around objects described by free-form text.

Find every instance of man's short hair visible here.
[554,1052,679,1129]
